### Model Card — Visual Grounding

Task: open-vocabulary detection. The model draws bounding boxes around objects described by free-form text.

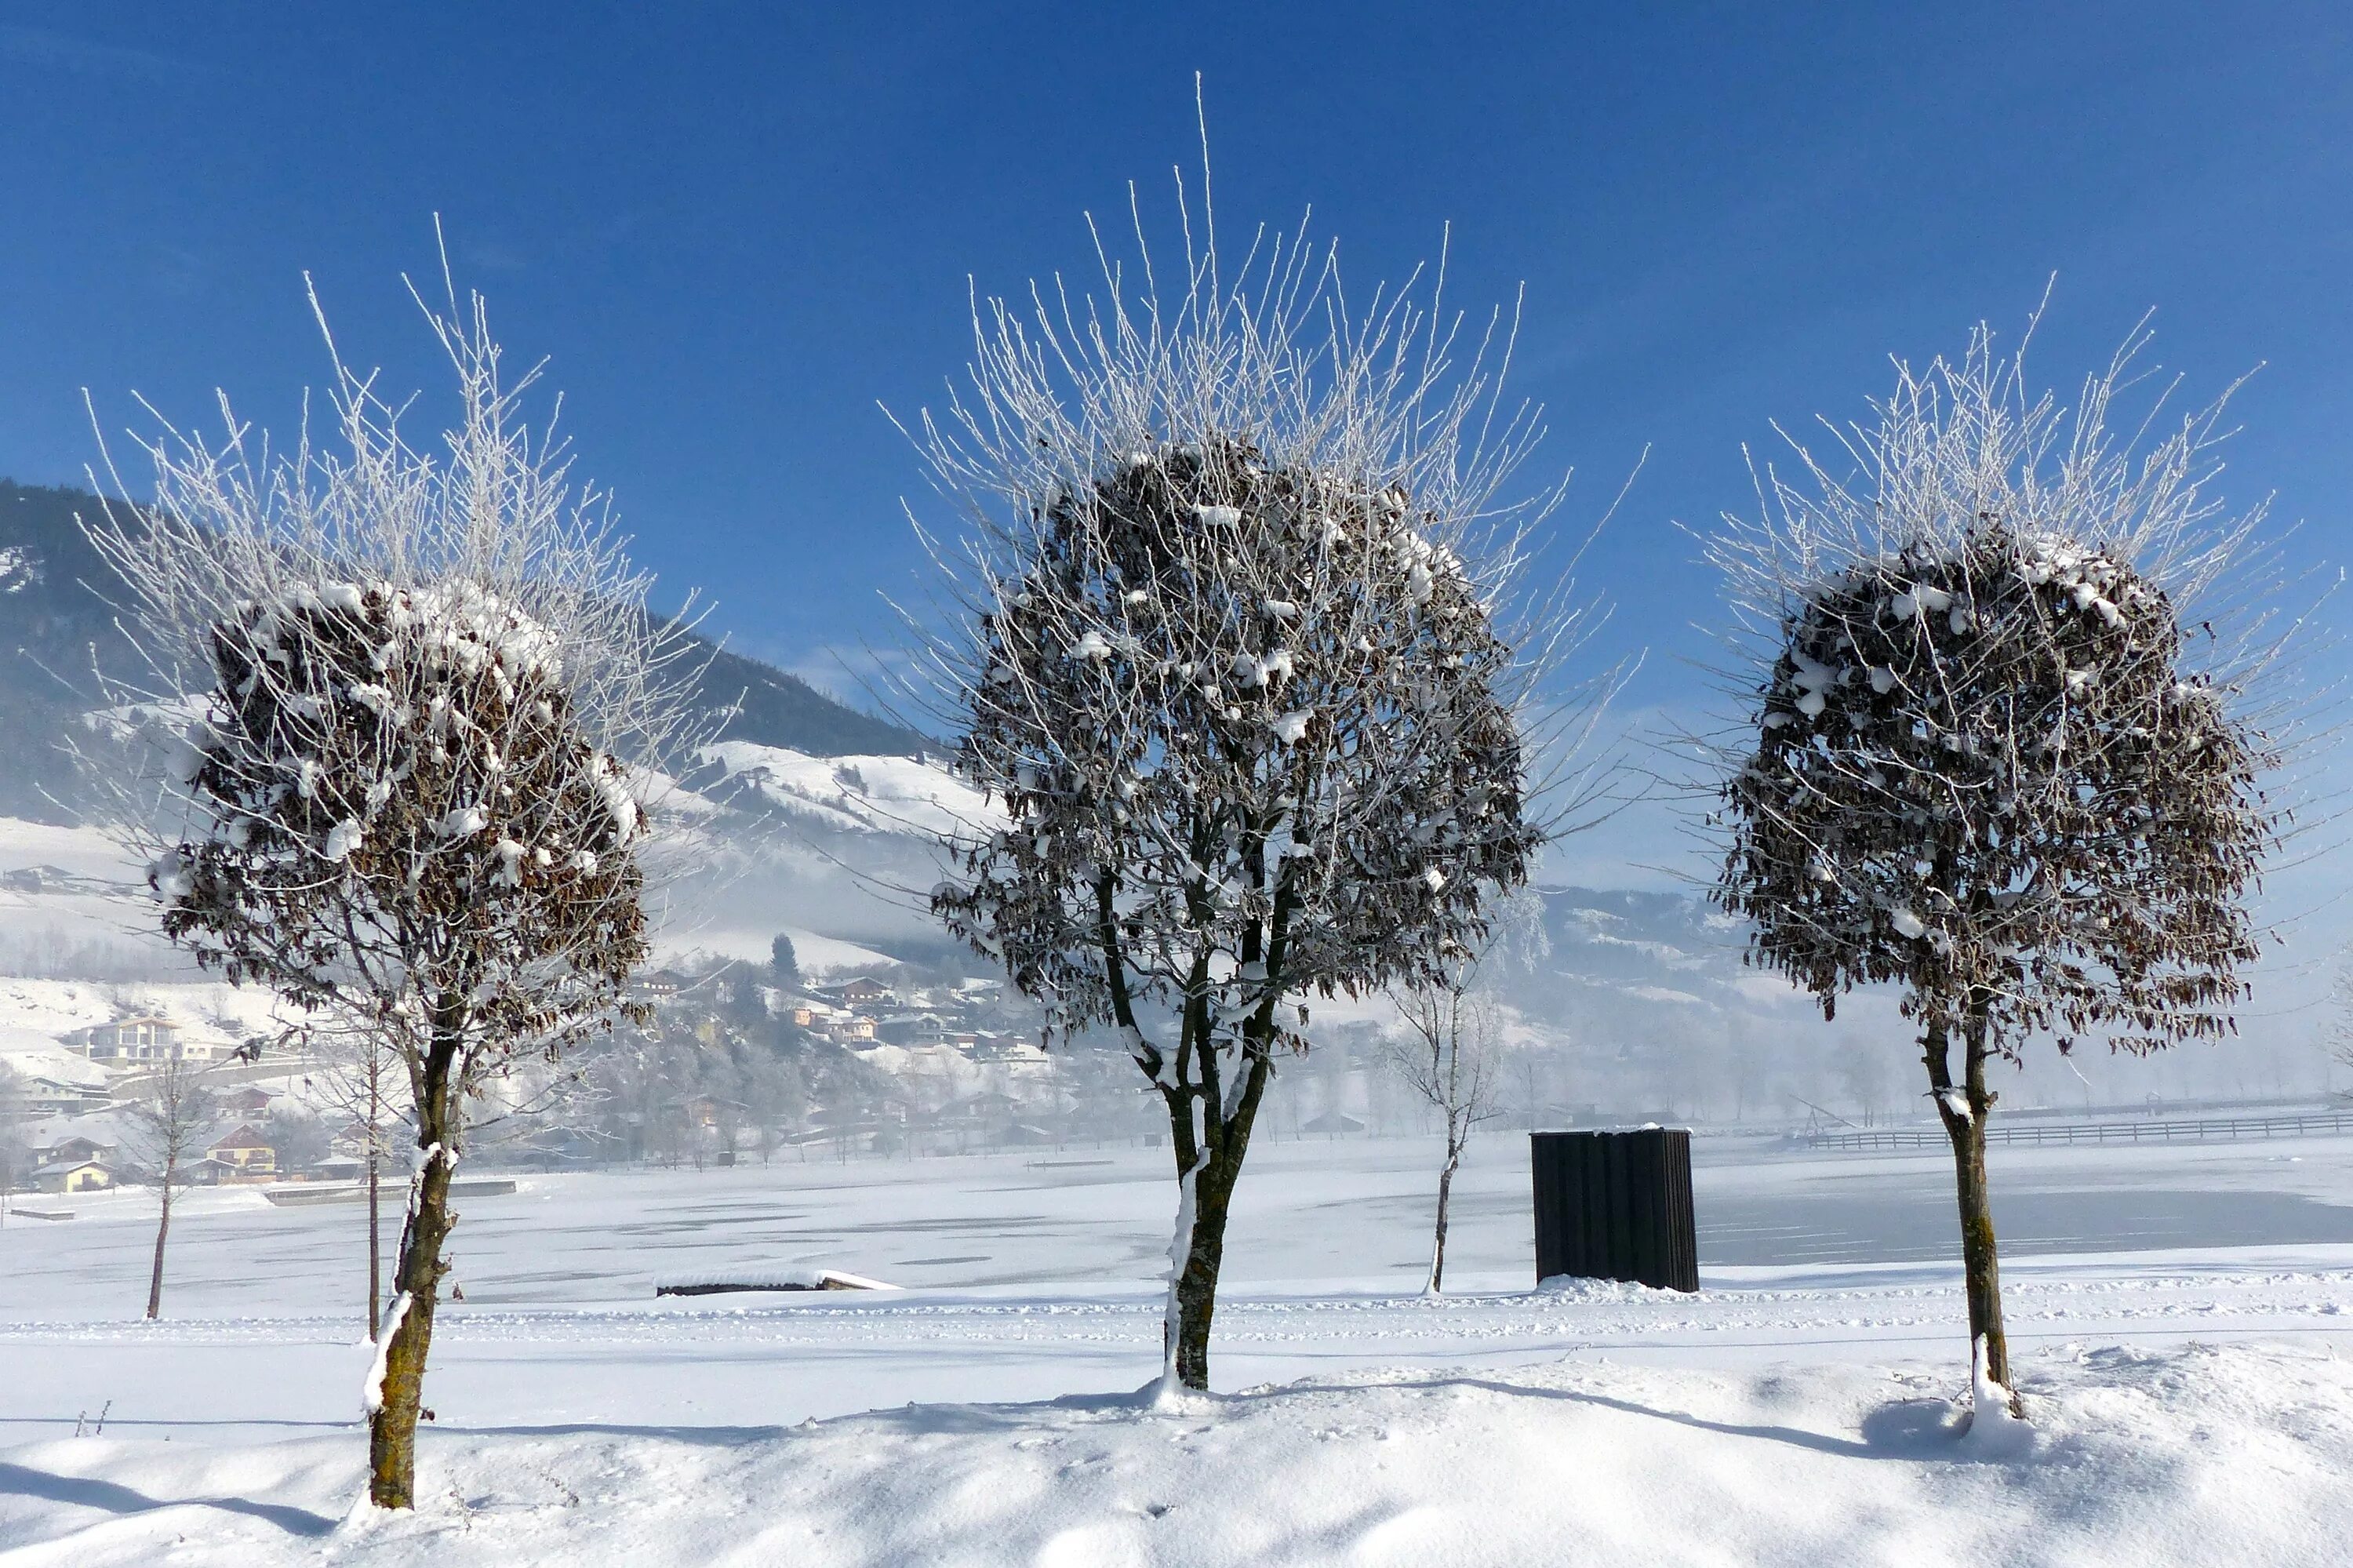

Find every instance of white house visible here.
[16,1072,110,1116]
[78,1015,188,1064]
[0,1028,112,1114]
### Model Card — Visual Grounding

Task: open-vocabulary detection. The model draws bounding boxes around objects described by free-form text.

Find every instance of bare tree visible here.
[0,1062,26,1224]
[82,261,704,1508]
[1383,973,1501,1292]
[302,1019,409,1337]
[1708,321,2288,1420]
[2326,945,2353,1088]
[120,1056,220,1319]
[911,154,1616,1392]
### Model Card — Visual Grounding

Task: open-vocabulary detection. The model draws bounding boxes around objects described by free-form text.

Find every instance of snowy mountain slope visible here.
[0,816,180,974]
[690,740,995,839]
[1522,885,1821,1026]
[0,480,1798,1039]
[0,476,931,823]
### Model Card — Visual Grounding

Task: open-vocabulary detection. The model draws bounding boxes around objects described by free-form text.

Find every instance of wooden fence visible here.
[1804,1110,2353,1153]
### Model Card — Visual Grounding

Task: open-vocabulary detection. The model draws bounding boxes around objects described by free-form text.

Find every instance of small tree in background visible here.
[1709,323,2286,1420]
[84,268,704,1507]
[2326,946,2353,1090]
[121,1055,220,1319]
[1383,970,1501,1292]
[913,170,1615,1392]
[0,1063,24,1221]
[301,1019,409,1337]
[770,932,802,995]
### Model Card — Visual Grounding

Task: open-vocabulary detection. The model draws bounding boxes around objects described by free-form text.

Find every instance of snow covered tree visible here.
[1383,971,1501,1292]
[121,1055,219,1319]
[83,274,702,1506]
[913,175,1609,1392]
[1709,325,2286,1418]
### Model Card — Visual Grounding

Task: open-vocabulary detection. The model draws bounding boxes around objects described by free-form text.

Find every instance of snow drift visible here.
[2,1343,2348,1566]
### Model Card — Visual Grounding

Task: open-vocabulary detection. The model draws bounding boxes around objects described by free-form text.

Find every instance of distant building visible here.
[220,1086,275,1117]
[875,1012,951,1047]
[33,1159,111,1193]
[629,970,687,1002]
[815,977,897,1013]
[17,1073,109,1116]
[969,1033,1046,1067]
[205,1124,276,1178]
[36,1135,117,1168]
[75,1012,222,1064]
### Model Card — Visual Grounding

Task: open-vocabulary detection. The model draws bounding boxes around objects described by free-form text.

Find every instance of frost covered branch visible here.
[1705,316,2294,1414]
[78,260,708,1508]
[907,148,1615,1390]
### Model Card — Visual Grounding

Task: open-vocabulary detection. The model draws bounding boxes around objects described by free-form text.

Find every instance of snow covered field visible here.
[4,1133,2351,1564]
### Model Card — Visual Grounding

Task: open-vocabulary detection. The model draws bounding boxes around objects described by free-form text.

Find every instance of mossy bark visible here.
[366,1011,463,1508]
[1167,1152,1234,1391]
[1161,1050,1274,1392]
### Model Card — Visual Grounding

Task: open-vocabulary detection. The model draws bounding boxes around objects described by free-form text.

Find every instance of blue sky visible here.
[2,2,2348,868]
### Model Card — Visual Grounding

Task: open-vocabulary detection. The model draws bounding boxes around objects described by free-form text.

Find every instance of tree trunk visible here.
[367,1139,454,1507]
[366,1143,382,1339]
[144,1168,172,1320]
[1169,1155,1235,1391]
[1925,1008,2020,1418]
[1158,1061,1270,1392]
[367,1020,461,1510]
[1427,1148,1459,1295]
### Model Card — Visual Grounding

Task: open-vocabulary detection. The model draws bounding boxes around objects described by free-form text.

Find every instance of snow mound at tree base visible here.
[5,1342,2350,1566]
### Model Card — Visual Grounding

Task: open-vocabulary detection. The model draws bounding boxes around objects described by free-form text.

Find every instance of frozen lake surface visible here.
[3,1131,2349,1443]
[9,1129,2352,1315]
[13,1130,2353,1312]
[3,1131,2350,1565]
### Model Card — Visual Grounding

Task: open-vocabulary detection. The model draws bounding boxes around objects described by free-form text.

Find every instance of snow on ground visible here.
[5,1343,2349,1567]
[3,1133,2351,1563]
[696,743,995,839]
[0,976,289,1055]
[651,921,899,975]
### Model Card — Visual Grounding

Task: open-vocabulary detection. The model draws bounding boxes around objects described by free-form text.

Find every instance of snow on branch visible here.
[1706,319,2300,1057]
[901,176,1626,1068]
[78,263,713,1114]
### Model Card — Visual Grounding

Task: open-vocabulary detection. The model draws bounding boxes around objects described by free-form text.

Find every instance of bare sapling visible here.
[122,1054,220,1318]
[2327,947,2353,1086]
[0,1064,24,1224]
[1384,970,1501,1292]
[301,1018,408,1337]
[1708,320,2290,1421]
[911,145,1616,1392]
[81,261,705,1507]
